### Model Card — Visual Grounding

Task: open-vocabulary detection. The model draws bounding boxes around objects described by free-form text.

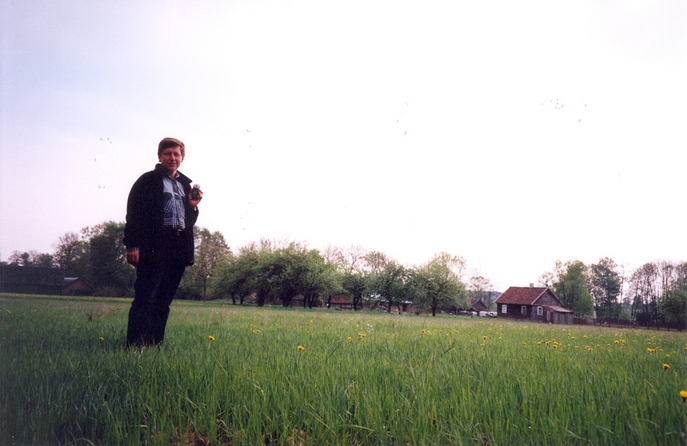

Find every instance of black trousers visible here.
[126,230,187,347]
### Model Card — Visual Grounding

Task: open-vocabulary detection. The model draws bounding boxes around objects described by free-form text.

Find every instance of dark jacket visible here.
[123,164,198,265]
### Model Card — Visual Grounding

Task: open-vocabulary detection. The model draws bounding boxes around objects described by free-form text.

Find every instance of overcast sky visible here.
[1,0,685,291]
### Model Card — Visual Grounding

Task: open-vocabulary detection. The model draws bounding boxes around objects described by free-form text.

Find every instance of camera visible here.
[191,184,201,200]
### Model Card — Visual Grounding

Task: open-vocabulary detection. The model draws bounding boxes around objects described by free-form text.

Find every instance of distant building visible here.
[469,297,489,313]
[495,285,573,324]
[62,277,93,296]
[328,294,355,310]
[0,265,64,295]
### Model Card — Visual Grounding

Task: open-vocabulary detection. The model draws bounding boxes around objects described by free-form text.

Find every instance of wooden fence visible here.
[574,317,684,331]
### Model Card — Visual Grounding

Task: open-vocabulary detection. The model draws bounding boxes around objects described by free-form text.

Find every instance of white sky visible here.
[1,0,685,291]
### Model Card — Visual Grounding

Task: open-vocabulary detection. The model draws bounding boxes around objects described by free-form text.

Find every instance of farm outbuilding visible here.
[62,277,93,296]
[327,294,356,310]
[469,298,489,313]
[495,285,574,324]
[0,265,64,295]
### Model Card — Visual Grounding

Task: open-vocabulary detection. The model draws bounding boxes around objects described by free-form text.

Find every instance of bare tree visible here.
[469,275,494,311]
[364,251,390,274]
[630,262,659,324]
[657,260,676,298]
[324,245,369,310]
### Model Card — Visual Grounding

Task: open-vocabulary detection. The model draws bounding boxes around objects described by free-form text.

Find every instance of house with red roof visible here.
[495,285,573,324]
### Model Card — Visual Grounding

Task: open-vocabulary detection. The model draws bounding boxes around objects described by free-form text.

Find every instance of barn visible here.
[0,265,64,295]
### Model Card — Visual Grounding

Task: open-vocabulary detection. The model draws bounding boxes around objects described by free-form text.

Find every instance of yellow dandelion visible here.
[208,335,215,341]
[680,390,687,402]
[298,345,305,352]
[347,336,352,342]
[647,348,656,353]
[662,363,670,371]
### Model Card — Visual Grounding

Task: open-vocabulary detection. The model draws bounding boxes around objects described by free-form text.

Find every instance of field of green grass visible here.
[1,294,686,445]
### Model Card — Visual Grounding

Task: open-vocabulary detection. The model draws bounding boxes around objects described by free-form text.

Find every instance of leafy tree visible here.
[7,251,27,266]
[300,251,340,308]
[253,248,279,306]
[179,228,231,300]
[214,244,260,304]
[411,253,468,316]
[659,290,687,330]
[589,257,622,322]
[367,260,409,313]
[87,221,134,296]
[550,260,594,317]
[33,253,55,268]
[280,245,331,308]
[8,250,39,266]
[341,270,367,310]
[242,242,334,307]
[673,262,687,291]
[6,250,55,267]
[53,232,89,277]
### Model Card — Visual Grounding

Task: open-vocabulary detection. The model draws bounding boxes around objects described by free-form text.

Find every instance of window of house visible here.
[537,306,543,316]
[521,306,527,315]
[501,304,507,314]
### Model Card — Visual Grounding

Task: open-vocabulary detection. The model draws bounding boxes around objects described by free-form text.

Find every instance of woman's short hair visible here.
[158,137,185,158]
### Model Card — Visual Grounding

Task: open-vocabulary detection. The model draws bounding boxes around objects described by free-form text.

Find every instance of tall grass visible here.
[1,294,686,445]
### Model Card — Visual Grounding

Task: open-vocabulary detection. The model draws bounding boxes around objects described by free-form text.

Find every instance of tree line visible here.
[3,221,477,315]
[4,221,685,326]
[539,258,687,329]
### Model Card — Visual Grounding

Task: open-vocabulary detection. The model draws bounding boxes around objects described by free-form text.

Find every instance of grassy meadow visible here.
[1,294,686,445]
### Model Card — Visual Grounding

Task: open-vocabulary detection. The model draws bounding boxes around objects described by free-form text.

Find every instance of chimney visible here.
[530,283,534,288]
